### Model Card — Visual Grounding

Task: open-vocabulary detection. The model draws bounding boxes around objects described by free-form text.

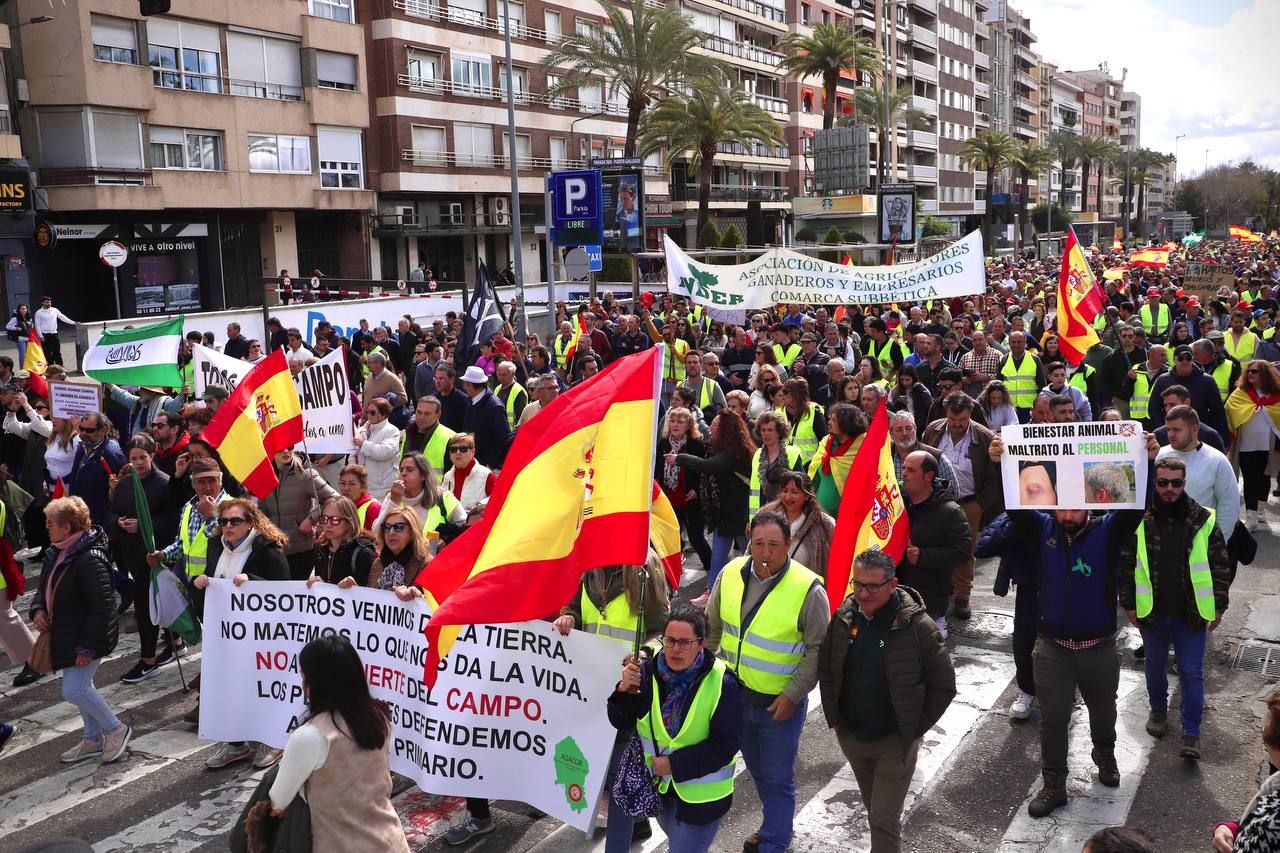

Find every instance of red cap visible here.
[1236,301,1252,311]
[1146,287,1160,297]
[1185,297,1200,307]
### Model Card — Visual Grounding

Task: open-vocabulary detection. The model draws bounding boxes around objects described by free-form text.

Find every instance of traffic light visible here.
[139,1,171,14]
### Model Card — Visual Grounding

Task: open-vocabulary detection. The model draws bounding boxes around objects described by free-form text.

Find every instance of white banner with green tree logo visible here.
[663,230,987,309]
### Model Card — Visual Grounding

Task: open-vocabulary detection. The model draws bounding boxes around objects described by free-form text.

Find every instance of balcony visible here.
[675,183,789,203]
[974,20,989,39]
[393,0,549,41]
[976,111,990,127]
[911,59,938,83]
[402,149,581,171]
[1016,68,1036,89]
[908,0,938,14]
[397,74,629,115]
[974,170,987,184]
[911,94,938,115]
[715,140,790,159]
[975,199,986,213]
[1015,42,1035,63]
[1016,94,1036,112]
[973,50,990,69]
[908,164,938,182]
[909,130,937,149]
[974,80,990,99]
[908,27,938,49]
[701,35,785,68]
[919,198,938,213]
[749,92,788,115]
[698,0,787,26]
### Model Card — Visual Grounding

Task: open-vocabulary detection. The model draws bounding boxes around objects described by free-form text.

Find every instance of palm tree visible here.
[1093,139,1121,224]
[958,130,1016,253]
[1128,149,1170,236]
[778,22,881,130]
[1075,136,1113,214]
[1047,131,1080,221]
[638,80,784,234]
[840,84,931,185]
[1008,141,1056,250]
[540,0,724,157]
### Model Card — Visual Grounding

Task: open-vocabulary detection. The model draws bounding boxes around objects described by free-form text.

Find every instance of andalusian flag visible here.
[416,346,662,686]
[201,348,304,498]
[1056,227,1104,366]
[650,482,683,592]
[1230,225,1263,243]
[1129,247,1170,269]
[1182,231,1204,246]
[83,316,184,388]
[824,401,908,612]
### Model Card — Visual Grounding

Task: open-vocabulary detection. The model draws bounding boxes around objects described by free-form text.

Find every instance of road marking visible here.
[2,653,202,759]
[0,635,145,701]
[93,769,270,853]
[997,668,1150,852]
[788,646,1016,853]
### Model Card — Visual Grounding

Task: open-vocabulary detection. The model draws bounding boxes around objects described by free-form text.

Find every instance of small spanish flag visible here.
[1129,247,1170,269]
[200,348,304,498]
[1230,225,1263,243]
[417,346,662,686]
[563,307,590,365]
[23,326,49,400]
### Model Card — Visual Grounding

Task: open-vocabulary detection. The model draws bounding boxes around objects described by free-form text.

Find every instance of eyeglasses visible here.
[937,383,956,391]
[80,424,103,433]
[1155,477,1185,488]
[151,421,170,428]
[1248,369,1260,375]
[319,515,348,526]
[381,521,409,533]
[365,410,382,417]
[852,579,893,595]
[661,636,702,650]
[449,445,473,453]
[216,517,249,528]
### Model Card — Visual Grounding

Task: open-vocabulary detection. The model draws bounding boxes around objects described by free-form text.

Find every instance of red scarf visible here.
[820,437,855,475]
[451,460,475,499]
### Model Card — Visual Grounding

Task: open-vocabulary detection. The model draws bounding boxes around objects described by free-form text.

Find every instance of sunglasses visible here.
[216,516,249,527]
[1155,478,1185,488]
[319,515,348,526]
[381,521,409,533]
[448,445,473,453]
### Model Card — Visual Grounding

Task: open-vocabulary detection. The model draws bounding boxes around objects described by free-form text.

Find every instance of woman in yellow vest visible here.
[1225,359,1280,528]
[337,463,383,535]
[748,411,805,515]
[609,605,743,853]
[554,554,671,849]
[777,378,826,466]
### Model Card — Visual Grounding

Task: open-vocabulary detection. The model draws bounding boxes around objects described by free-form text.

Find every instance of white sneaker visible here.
[60,737,104,763]
[934,616,949,639]
[1010,691,1035,720]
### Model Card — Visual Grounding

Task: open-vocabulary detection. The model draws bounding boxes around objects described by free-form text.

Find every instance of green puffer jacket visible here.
[817,585,957,756]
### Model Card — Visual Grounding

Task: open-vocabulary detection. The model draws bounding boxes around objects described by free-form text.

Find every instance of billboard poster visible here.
[595,158,646,253]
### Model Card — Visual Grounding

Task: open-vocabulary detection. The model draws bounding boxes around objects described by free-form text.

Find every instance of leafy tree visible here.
[778,22,880,130]
[819,225,844,262]
[920,216,952,238]
[1075,135,1114,214]
[958,131,1016,253]
[1008,142,1056,251]
[720,224,745,264]
[639,82,783,234]
[540,0,724,157]
[1030,202,1073,234]
[697,219,721,250]
[842,228,867,244]
[794,226,818,242]
[1173,181,1206,231]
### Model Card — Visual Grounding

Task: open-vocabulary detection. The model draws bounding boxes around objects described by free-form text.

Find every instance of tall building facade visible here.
[9,0,373,322]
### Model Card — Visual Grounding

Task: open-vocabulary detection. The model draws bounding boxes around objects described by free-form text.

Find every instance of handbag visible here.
[29,564,71,675]
[610,661,664,819]
[230,763,314,853]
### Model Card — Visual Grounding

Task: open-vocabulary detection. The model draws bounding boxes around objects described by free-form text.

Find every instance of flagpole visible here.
[500,0,528,341]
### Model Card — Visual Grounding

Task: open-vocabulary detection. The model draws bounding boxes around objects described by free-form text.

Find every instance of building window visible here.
[147,19,222,93]
[309,0,354,23]
[92,16,139,65]
[315,50,358,90]
[545,10,561,42]
[150,127,224,170]
[546,73,566,109]
[248,133,312,173]
[454,123,494,167]
[451,54,492,94]
[407,51,442,91]
[497,64,528,100]
[550,136,568,168]
[449,0,486,26]
[318,127,364,188]
[411,125,447,165]
[227,31,303,100]
[575,18,599,38]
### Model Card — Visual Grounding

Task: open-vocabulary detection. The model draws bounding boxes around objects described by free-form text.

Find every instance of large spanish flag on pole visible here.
[824,401,909,612]
[417,346,662,686]
[201,348,304,498]
[650,482,684,592]
[1056,227,1104,366]
[1230,225,1263,243]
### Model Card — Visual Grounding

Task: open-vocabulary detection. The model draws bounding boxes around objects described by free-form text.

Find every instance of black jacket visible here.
[675,448,751,535]
[312,540,376,586]
[461,390,512,469]
[108,467,181,577]
[896,479,971,617]
[607,651,743,825]
[196,533,290,616]
[30,526,120,670]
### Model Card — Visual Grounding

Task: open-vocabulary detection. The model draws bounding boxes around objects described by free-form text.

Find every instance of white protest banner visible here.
[49,381,103,420]
[1182,262,1236,302]
[1000,420,1148,510]
[664,229,986,310]
[293,346,355,453]
[192,344,249,396]
[199,581,622,831]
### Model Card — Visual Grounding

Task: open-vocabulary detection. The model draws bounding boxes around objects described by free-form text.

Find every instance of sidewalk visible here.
[1,335,85,376]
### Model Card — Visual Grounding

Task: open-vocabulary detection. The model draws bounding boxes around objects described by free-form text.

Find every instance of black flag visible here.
[459,261,506,369]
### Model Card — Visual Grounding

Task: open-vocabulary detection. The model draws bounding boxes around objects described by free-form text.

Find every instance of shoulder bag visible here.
[28,565,70,674]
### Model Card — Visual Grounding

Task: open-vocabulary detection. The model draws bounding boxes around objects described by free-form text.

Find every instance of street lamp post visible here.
[1173,133,1185,197]
[500,0,527,338]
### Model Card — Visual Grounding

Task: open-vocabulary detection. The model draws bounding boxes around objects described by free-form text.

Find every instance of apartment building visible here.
[1061,65,1125,219]
[0,23,36,317]
[9,0,373,322]
[1039,65,1082,214]
[984,0,1036,147]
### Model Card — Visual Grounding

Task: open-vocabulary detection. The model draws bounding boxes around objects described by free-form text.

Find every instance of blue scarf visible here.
[656,650,704,734]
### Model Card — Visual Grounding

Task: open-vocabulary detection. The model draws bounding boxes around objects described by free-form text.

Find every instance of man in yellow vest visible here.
[493,362,528,432]
[770,324,801,371]
[1139,288,1171,339]
[1119,457,1231,762]
[997,332,1046,422]
[1253,310,1277,341]
[706,511,830,853]
[1194,335,1240,402]
[1125,345,1167,426]
[552,320,576,374]
[400,396,455,476]
[1224,310,1259,362]
[680,351,727,421]
[863,317,906,379]
[659,323,690,408]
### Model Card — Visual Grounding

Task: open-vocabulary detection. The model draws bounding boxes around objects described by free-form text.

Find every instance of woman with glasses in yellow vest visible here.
[555,553,670,851]
[776,378,826,467]
[609,605,743,853]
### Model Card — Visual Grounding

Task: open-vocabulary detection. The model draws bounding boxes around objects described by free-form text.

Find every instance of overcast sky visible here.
[1013,0,1277,177]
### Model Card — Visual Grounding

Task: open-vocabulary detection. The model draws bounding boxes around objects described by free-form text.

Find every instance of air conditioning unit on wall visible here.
[489,196,510,226]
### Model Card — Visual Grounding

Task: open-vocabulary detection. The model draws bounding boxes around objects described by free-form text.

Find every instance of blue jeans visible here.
[739,698,807,853]
[62,659,122,741]
[603,734,646,853]
[656,808,723,853]
[1140,615,1207,737]
[708,534,746,593]
[15,338,26,367]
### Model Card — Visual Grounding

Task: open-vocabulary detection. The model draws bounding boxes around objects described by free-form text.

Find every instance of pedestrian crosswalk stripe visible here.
[997,668,1150,852]
[94,768,270,852]
[0,634,144,702]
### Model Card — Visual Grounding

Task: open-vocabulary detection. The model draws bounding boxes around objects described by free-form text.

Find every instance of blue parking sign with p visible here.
[551,170,603,246]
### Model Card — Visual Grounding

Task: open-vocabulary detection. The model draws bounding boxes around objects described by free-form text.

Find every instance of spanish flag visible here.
[201,348,304,498]
[1129,247,1169,269]
[563,307,590,365]
[1230,225,1263,243]
[417,346,662,686]
[1056,227,1104,366]
[650,482,683,592]
[824,401,908,612]
[22,326,49,401]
